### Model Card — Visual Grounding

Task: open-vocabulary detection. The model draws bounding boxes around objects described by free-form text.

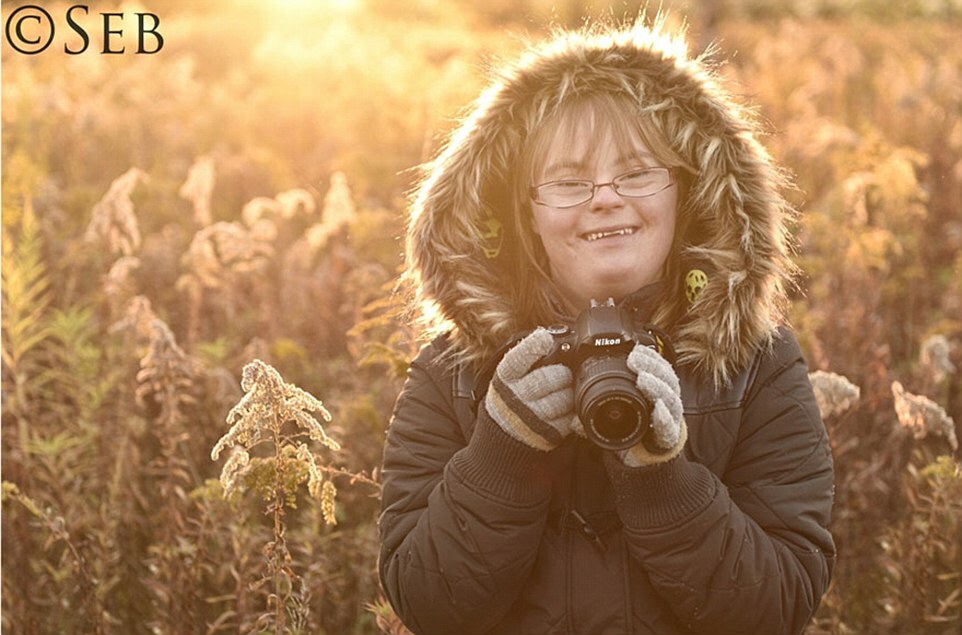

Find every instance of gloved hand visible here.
[485,328,577,451]
[620,343,687,467]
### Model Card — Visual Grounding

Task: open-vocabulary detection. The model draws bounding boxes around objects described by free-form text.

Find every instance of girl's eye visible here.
[621,168,653,180]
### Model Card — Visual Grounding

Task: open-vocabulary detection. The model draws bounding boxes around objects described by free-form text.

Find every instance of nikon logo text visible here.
[594,337,622,347]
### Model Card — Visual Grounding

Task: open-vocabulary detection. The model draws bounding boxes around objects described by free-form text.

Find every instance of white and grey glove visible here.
[620,342,687,467]
[485,328,577,451]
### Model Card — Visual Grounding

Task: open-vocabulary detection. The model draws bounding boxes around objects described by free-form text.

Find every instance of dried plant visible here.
[242,196,282,227]
[177,222,274,342]
[277,189,316,220]
[109,294,160,344]
[366,597,415,635]
[135,319,199,428]
[877,456,962,631]
[211,359,340,633]
[809,370,861,419]
[4,9,962,635]
[83,167,145,258]
[892,381,959,453]
[242,188,316,228]
[180,222,273,290]
[919,334,956,387]
[102,255,141,311]
[135,318,205,631]
[320,171,355,230]
[306,172,356,252]
[249,217,279,243]
[179,155,216,227]
[2,481,107,634]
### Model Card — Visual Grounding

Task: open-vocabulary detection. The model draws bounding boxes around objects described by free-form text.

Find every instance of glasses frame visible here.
[529,167,676,209]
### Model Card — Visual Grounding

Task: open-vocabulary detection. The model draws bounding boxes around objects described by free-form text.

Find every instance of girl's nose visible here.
[589,181,624,211]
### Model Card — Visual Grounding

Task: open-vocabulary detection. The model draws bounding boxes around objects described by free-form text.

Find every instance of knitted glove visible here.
[620,343,687,467]
[484,328,576,451]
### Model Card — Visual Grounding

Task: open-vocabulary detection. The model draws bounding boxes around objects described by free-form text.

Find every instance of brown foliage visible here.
[2,4,961,634]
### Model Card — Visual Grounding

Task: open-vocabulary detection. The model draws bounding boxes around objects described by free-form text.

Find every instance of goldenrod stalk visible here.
[212,359,340,633]
[270,409,289,633]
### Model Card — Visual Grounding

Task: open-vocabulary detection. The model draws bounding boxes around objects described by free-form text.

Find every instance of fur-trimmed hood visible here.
[405,19,797,385]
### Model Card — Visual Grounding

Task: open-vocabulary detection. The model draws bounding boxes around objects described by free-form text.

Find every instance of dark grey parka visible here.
[379,22,835,635]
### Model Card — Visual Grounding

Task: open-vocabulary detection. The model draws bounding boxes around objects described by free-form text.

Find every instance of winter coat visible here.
[378,22,835,635]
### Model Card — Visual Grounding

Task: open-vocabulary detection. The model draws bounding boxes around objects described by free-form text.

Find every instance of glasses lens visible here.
[535,181,592,207]
[532,169,673,207]
[614,169,671,197]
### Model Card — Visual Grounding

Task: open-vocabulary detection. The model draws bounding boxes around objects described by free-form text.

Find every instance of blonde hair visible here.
[503,92,695,335]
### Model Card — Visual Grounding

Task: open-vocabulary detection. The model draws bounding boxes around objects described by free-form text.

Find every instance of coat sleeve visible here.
[605,329,836,635]
[377,341,555,635]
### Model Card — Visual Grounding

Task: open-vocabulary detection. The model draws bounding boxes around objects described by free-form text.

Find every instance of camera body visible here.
[536,298,673,450]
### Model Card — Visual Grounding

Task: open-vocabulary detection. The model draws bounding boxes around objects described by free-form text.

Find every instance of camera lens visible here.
[576,356,652,450]
[593,396,639,440]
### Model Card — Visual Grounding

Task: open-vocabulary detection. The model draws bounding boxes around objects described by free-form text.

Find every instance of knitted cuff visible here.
[621,417,688,467]
[450,409,555,503]
[604,452,715,529]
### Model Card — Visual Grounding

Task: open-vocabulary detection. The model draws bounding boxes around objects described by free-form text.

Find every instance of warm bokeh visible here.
[3,1,961,633]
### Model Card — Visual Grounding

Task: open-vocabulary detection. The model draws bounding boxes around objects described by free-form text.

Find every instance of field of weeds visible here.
[2,1,961,633]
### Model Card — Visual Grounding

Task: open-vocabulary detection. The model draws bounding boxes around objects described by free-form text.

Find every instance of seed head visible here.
[211,359,338,462]
[277,188,316,219]
[179,155,215,227]
[295,443,323,499]
[110,295,159,343]
[242,189,315,227]
[305,172,356,252]
[892,381,958,452]
[219,448,250,497]
[919,334,956,384]
[321,480,337,526]
[182,222,273,289]
[212,360,341,509]
[103,256,141,301]
[84,167,145,257]
[135,319,198,425]
[809,370,861,419]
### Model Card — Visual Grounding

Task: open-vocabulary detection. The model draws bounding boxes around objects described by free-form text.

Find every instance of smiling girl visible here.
[379,20,835,635]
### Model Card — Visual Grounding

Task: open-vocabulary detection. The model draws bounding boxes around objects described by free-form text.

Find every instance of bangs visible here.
[521,93,684,188]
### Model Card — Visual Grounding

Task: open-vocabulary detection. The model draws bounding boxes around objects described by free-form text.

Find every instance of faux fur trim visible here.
[405,19,797,386]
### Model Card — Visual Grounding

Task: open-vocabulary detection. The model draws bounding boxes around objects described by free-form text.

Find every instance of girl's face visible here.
[529,122,678,313]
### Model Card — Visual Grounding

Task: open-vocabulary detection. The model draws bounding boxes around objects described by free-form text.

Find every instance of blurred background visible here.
[2,0,961,633]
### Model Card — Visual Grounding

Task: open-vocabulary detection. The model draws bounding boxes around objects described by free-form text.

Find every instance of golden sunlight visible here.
[266,0,362,15]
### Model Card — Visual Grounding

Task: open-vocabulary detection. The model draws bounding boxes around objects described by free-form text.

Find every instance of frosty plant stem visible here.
[211,359,340,633]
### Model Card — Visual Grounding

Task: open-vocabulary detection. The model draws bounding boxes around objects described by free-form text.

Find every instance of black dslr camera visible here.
[536,298,674,451]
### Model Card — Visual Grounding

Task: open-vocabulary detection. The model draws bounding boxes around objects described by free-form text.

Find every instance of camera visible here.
[535,298,673,451]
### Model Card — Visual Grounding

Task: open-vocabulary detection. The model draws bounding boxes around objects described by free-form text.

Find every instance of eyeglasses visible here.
[530,167,676,209]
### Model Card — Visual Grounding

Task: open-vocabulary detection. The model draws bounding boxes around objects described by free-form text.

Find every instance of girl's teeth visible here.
[587,228,634,241]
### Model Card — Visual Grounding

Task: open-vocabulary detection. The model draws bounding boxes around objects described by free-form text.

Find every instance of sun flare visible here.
[267,0,362,14]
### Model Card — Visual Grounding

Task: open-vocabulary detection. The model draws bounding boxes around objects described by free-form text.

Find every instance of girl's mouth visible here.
[584,227,636,242]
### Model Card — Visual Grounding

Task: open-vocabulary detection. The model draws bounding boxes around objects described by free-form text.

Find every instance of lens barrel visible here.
[575,355,652,450]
